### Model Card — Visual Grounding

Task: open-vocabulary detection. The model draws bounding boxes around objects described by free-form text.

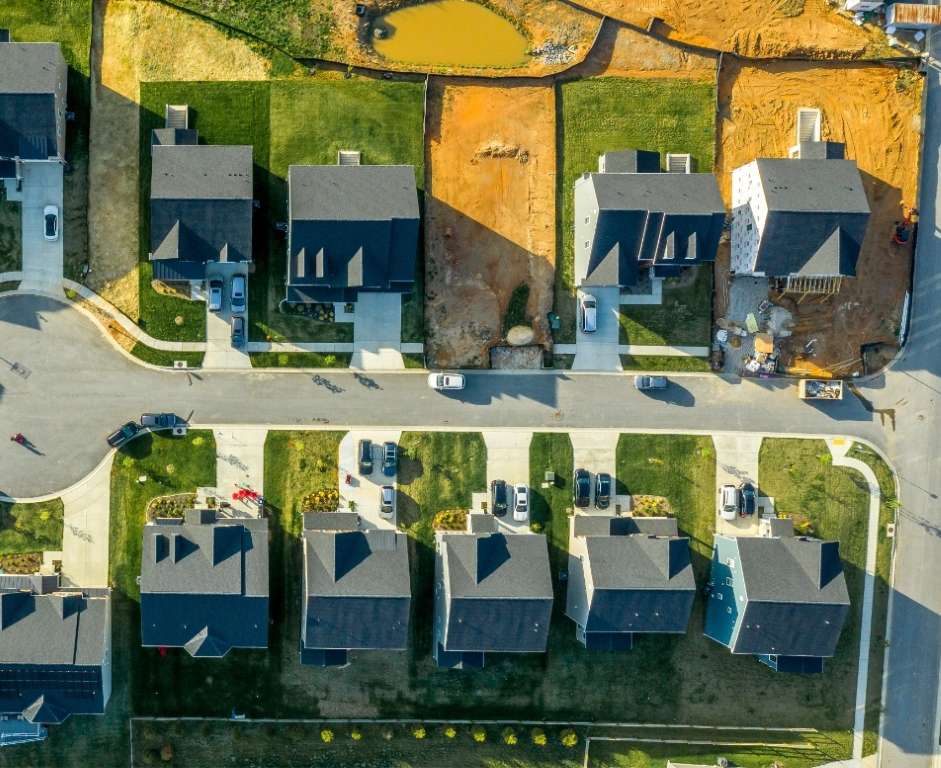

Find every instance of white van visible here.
[580,295,597,333]
[719,484,740,521]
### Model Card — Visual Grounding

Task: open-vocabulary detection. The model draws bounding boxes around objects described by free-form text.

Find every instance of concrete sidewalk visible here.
[59,453,114,588]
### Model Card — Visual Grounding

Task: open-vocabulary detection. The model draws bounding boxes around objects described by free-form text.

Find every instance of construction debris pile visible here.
[715,292,794,377]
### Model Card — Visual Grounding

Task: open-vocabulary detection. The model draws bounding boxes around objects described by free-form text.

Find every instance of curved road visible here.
[0,61,938,768]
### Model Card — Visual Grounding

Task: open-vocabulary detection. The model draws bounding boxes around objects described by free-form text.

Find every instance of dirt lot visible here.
[566,19,717,80]
[716,59,923,374]
[87,0,278,318]
[577,0,896,59]
[425,80,556,367]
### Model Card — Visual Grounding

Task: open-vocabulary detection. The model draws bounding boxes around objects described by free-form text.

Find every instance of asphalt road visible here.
[0,292,887,499]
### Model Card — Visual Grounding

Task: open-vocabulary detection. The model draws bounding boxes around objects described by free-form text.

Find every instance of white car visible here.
[427,372,465,391]
[43,205,59,241]
[230,274,247,314]
[580,294,597,333]
[208,280,223,312]
[380,485,395,518]
[513,484,529,522]
[719,484,740,522]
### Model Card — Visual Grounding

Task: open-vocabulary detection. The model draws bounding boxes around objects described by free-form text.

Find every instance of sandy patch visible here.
[425,80,556,367]
[716,59,922,373]
[87,0,274,318]
[579,0,894,59]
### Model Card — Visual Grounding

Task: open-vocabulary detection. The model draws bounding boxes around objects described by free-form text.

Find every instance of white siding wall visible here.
[730,162,765,275]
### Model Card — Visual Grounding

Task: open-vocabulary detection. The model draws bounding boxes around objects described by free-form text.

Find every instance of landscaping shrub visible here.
[381,727,394,741]
[159,742,174,762]
[504,283,531,335]
[0,553,42,574]
[560,728,578,748]
[350,727,362,741]
[412,725,426,740]
[302,488,340,513]
[443,725,457,739]
[320,728,333,743]
[502,726,518,745]
[431,508,467,531]
[472,726,487,743]
[530,521,544,533]
[531,727,547,746]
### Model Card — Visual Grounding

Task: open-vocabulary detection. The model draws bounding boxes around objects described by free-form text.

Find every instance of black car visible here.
[359,439,374,475]
[140,413,179,430]
[107,421,141,448]
[595,472,612,510]
[382,442,398,477]
[573,469,591,509]
[740,482,757,516]
[490,479,508,517]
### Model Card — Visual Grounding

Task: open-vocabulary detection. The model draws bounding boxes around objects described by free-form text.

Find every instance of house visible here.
[565,515,696,650]
[433,526,553,669]
[574,150,725,290]
[704,525,850,673]
[0,574,111,725]
[285,164,420,304]
[148,127,253,283]
[139,509,268,657]
[730,140,870,294]
[301,512,411,668]
[0,37,67,182]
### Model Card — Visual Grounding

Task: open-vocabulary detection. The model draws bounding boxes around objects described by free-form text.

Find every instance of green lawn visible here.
[402,352,426,369]
[0,0,93,282]
[0,498,64,554]
[846,442,895,754]
[0,198,22,273]
[588,736,841,768]
[758,438,882,747]
[556,77,716,342]
[133,719,583,768]
[249,351,352,368]
[619,267,714,346]
[130,343,205,368]
[619,355,712,372]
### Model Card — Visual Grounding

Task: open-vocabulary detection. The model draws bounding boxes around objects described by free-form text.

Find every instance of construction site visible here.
[424,79,557,367]
[714,58,923,377]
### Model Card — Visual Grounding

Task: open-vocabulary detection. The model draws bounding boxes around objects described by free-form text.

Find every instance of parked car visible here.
[382,442,397,477]
[230,275,247,314]
[739,482,757,516]
[358,439,374,475]
[573,468,591,508]
[380,485,395,518]
[634,375,668,391]
[107,421,140,448]
[513,484,529,522]
[580,294,597,333]
[43,205,59,241]
[208,279,223,312]
[140,413,179,430]
[231,315,245,346]
[719,484,740,521]
[595,472,612,510]
[491,479,509,517]
[427,372,465,391]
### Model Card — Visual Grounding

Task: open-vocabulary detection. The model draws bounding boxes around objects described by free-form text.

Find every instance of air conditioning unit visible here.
[172,426,188,437]
[173,360,188,369]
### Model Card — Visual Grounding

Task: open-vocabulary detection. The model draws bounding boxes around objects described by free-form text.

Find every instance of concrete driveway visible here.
[713,433,763,536]
[203,266,250,369]
[4,163,64,291]
[213,427,266,515]
[572,286,622,372]
[570,431,620,511]
[482,431,532,532]
[338,430,401,529]
[351,293,404,370]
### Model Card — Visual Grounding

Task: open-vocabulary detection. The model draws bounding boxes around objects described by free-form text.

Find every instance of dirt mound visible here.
[425,80,556,368]
[716,59,922,373]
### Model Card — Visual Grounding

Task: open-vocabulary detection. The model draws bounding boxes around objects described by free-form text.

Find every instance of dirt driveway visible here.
[425,79,556,367]
[716,59,923,374]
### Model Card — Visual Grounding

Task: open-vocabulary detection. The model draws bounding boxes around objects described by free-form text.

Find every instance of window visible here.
[715,592,723,601]
[584,216,590,224]
[725,577,734,587]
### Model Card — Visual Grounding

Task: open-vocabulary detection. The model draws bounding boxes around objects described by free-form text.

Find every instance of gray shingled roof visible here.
[752,157,870,278]
[0,43,65,164]
[572,515,678,538]
[732,536,850,657]
[566,518,695,636]
[0,576,110,723]
[286,165,419,303]
[303,528,411,651]
[139,513,269,657]
[151,145,253,200]
[0,43,62,95]
[439,533,553,654]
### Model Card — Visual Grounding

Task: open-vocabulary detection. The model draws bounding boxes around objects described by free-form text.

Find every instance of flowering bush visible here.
[531,727,547,746]
[302,488,340,513]
[472,726,487,743]
[560,728,578,748]
[502,727,518,745]
[320,729,333,743]
[412,726,426,740]
[443,726,457,739]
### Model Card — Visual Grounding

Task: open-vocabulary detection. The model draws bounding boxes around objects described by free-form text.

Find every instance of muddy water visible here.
[373,0,529,68]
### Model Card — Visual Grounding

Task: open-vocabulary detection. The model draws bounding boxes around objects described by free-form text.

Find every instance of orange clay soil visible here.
[716,58,922,374]
[424,79,557,367]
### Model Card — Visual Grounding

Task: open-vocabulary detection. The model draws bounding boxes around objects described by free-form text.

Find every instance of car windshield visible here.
[598,477,610,493]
